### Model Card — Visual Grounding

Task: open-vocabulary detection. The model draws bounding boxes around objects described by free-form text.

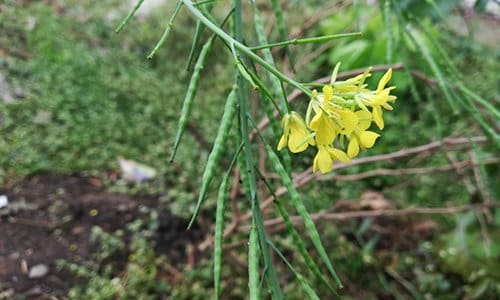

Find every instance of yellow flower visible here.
[276,66,396,172]
[277,111,314,153]
[308,86,359,144]
[336,109,358,135]
[313,144,350,174]
[309,110,336,145]
[370,69,397,129]
[347,110,380,158]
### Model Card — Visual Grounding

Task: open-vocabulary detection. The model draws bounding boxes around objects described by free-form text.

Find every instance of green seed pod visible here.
[188,85,238,228]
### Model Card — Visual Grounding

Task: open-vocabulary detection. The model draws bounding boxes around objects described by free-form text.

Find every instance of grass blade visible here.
[457,84,500,120]
[407,26,458,114]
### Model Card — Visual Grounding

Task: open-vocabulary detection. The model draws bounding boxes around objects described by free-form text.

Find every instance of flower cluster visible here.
[278,66,396,173]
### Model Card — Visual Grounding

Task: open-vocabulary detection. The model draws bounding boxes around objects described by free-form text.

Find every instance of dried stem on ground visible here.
[236,202,500,234]
[198,134,495,251]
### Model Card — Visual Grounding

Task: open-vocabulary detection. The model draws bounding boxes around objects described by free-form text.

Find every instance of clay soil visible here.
[0,174,202,299]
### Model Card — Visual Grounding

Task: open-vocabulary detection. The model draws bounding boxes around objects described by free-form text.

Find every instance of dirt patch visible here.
[0,174,202,299]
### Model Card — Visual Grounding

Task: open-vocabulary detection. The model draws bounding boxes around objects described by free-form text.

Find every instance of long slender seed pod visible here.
[214,176,228,299]
[213,173,228,299]
[213,143,242,298]
[188,85,239,228]
[248,221,260,300]
[266,144,343,288]
[171,35,215,162]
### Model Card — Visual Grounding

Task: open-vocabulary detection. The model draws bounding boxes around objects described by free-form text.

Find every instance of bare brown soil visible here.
[0,174,202,299]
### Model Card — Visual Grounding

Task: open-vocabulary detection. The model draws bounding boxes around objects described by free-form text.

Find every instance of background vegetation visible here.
[1,0,499,299]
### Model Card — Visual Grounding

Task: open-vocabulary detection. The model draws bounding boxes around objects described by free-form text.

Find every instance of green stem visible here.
[233,0,283,297]
[249,32,362,51]
[181,0,311,97]
[147,1,183,59]
[115,0,145,33]
[193,0,216,6]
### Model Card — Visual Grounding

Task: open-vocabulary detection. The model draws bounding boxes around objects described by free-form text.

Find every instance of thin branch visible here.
[316,157,499,181]
[238,135,488,224]
[237,202,500,233]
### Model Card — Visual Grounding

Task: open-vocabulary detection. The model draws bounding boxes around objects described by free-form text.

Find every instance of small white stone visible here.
[0,195,8,208]
[28,264,49,279]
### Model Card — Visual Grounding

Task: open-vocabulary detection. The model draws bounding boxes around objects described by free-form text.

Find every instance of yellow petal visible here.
[323,85,333,101]
[288,127,310,153]
[313,146,333,174]
[281,113,290,129]
[337,109,358,135]
[309,111,336,145]
[377,69,392,92]
[308,110,322,130]
[382,103,394,110]
[372,106,384,130]
[359,131,380,148]
[355,110,372,131]
[346,73,365,83]
[277,114,290,151]
[347,137,360,158]
[327,147,350,163]
[288,112,311,153]
[277,134,287,151]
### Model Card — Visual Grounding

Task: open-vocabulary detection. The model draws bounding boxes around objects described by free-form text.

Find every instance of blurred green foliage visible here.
[0,2,232,202]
